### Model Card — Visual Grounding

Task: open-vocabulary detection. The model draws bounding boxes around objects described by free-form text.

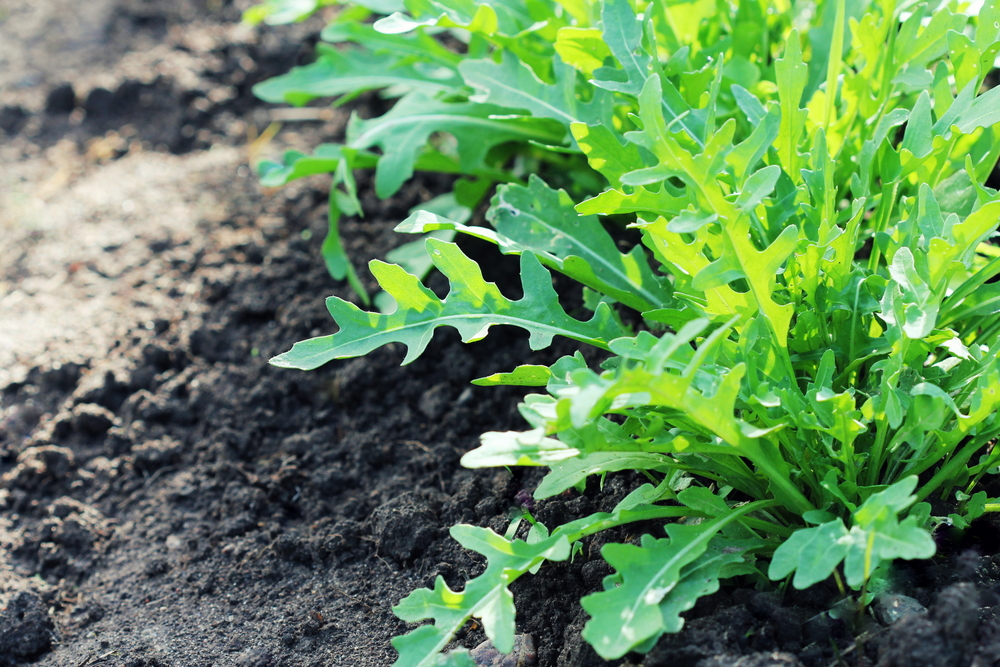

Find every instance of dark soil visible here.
[4,3,1000,667]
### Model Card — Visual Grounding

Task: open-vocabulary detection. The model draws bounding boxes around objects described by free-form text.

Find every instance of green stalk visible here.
[915,430,1000,503]
[822,0,846,135]
[558,498,782,544]
[939,255,1000,324]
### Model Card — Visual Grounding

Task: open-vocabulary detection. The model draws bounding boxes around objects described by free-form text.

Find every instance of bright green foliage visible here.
[346,94,564,198]
[398,175,671,310]
[581,520,755,659]
[255,0,1000,663]
[769,477,936,589]
[270,239,620,368]
[391,525,572,667]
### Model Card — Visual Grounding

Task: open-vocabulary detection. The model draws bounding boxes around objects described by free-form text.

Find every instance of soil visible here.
[3,2,1000,667]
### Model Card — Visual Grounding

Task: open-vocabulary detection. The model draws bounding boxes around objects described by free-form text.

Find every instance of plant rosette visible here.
[250,0,1000,664]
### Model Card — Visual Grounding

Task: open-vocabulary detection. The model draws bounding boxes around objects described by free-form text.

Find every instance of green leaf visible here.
[954,86,1000,134]
[774,30,808,182]
[462,428,581,467]
[581,508,764,659]
[346,92,564,197]
[554,28,611,77]
[270,240,622,369]
[472,364,551,386]
[391,526,571,667]
[571,123,647,184]
[769,478,936,589]
[258,145,373,187]
[253,45,462,105]
[488,177,672,311]
[459,53,613,135]
[534,452,676,499]
[727,103,780,185]
[592,0,650,96]
[768,519,849,589]
[735,165,781,214]
[399,175,672,311]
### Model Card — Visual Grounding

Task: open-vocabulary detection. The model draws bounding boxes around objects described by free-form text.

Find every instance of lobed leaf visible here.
[391,526,572,667]
[270,240,623,369]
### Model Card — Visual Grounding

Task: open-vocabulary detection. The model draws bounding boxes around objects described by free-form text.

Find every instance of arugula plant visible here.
[253,0,1000,663]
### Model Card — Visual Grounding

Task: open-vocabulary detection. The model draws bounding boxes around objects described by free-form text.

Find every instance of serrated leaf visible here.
[535,452,676,499]
[577,187,687,217]
[462,428,581,466]
[727,103,780,185]
[488,176,672,311]
[571,123,646,184]
[399,176,672,311]
[253,45,462,105]
[768,519,849,589]
[769,478,936,589]
[391,526,571,667]
[270,240,622,369]
[460,52,613,135]
[774,30,808,182]
[472,364,551,386]
[592,0,650,96]
[581,516,757,659]
[347,92,564,197]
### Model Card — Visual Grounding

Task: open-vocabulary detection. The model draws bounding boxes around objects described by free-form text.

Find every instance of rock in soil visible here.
[0,592,56,665]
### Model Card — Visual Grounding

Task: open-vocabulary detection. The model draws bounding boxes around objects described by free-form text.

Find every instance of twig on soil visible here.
[401,440,432,454]
[330,586,373,613]
[827,627,886,667]
[142,465,179,488]
[247,122,281,167]
[267,108,337,122]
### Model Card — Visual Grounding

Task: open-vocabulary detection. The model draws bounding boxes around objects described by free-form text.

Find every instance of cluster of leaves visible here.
[250,0,1000,664]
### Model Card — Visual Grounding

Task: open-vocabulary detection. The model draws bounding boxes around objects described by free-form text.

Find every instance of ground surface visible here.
[4,2,1000,667]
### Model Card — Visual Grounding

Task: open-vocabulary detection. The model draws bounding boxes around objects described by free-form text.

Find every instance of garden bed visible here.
[3,2,1000,667]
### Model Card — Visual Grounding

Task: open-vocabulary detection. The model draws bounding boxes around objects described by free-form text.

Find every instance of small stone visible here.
[0,591,56,661]
[873,594,927,626]
[418,383,452,420]
[83,87,114,116]
[70,403,116,436]
[0,105,28,134]
[133,437,182,472]
[45,83,76,114]
[470,634,537,667]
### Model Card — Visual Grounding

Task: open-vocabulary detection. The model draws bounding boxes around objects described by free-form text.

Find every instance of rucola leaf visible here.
[592,0,650,96]
[774,30,808,183]
[581,505,768,659]
[253,45,462,105]
[769,478,936,589]
[391,526,572,667]
[398,176,672,311]
[346,93,564,197]
[270,239,622,369]
[459,53,614,135]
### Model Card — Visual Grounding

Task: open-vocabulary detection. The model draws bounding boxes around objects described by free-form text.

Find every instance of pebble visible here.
[470,634,537,667]
[873,593,926,625]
